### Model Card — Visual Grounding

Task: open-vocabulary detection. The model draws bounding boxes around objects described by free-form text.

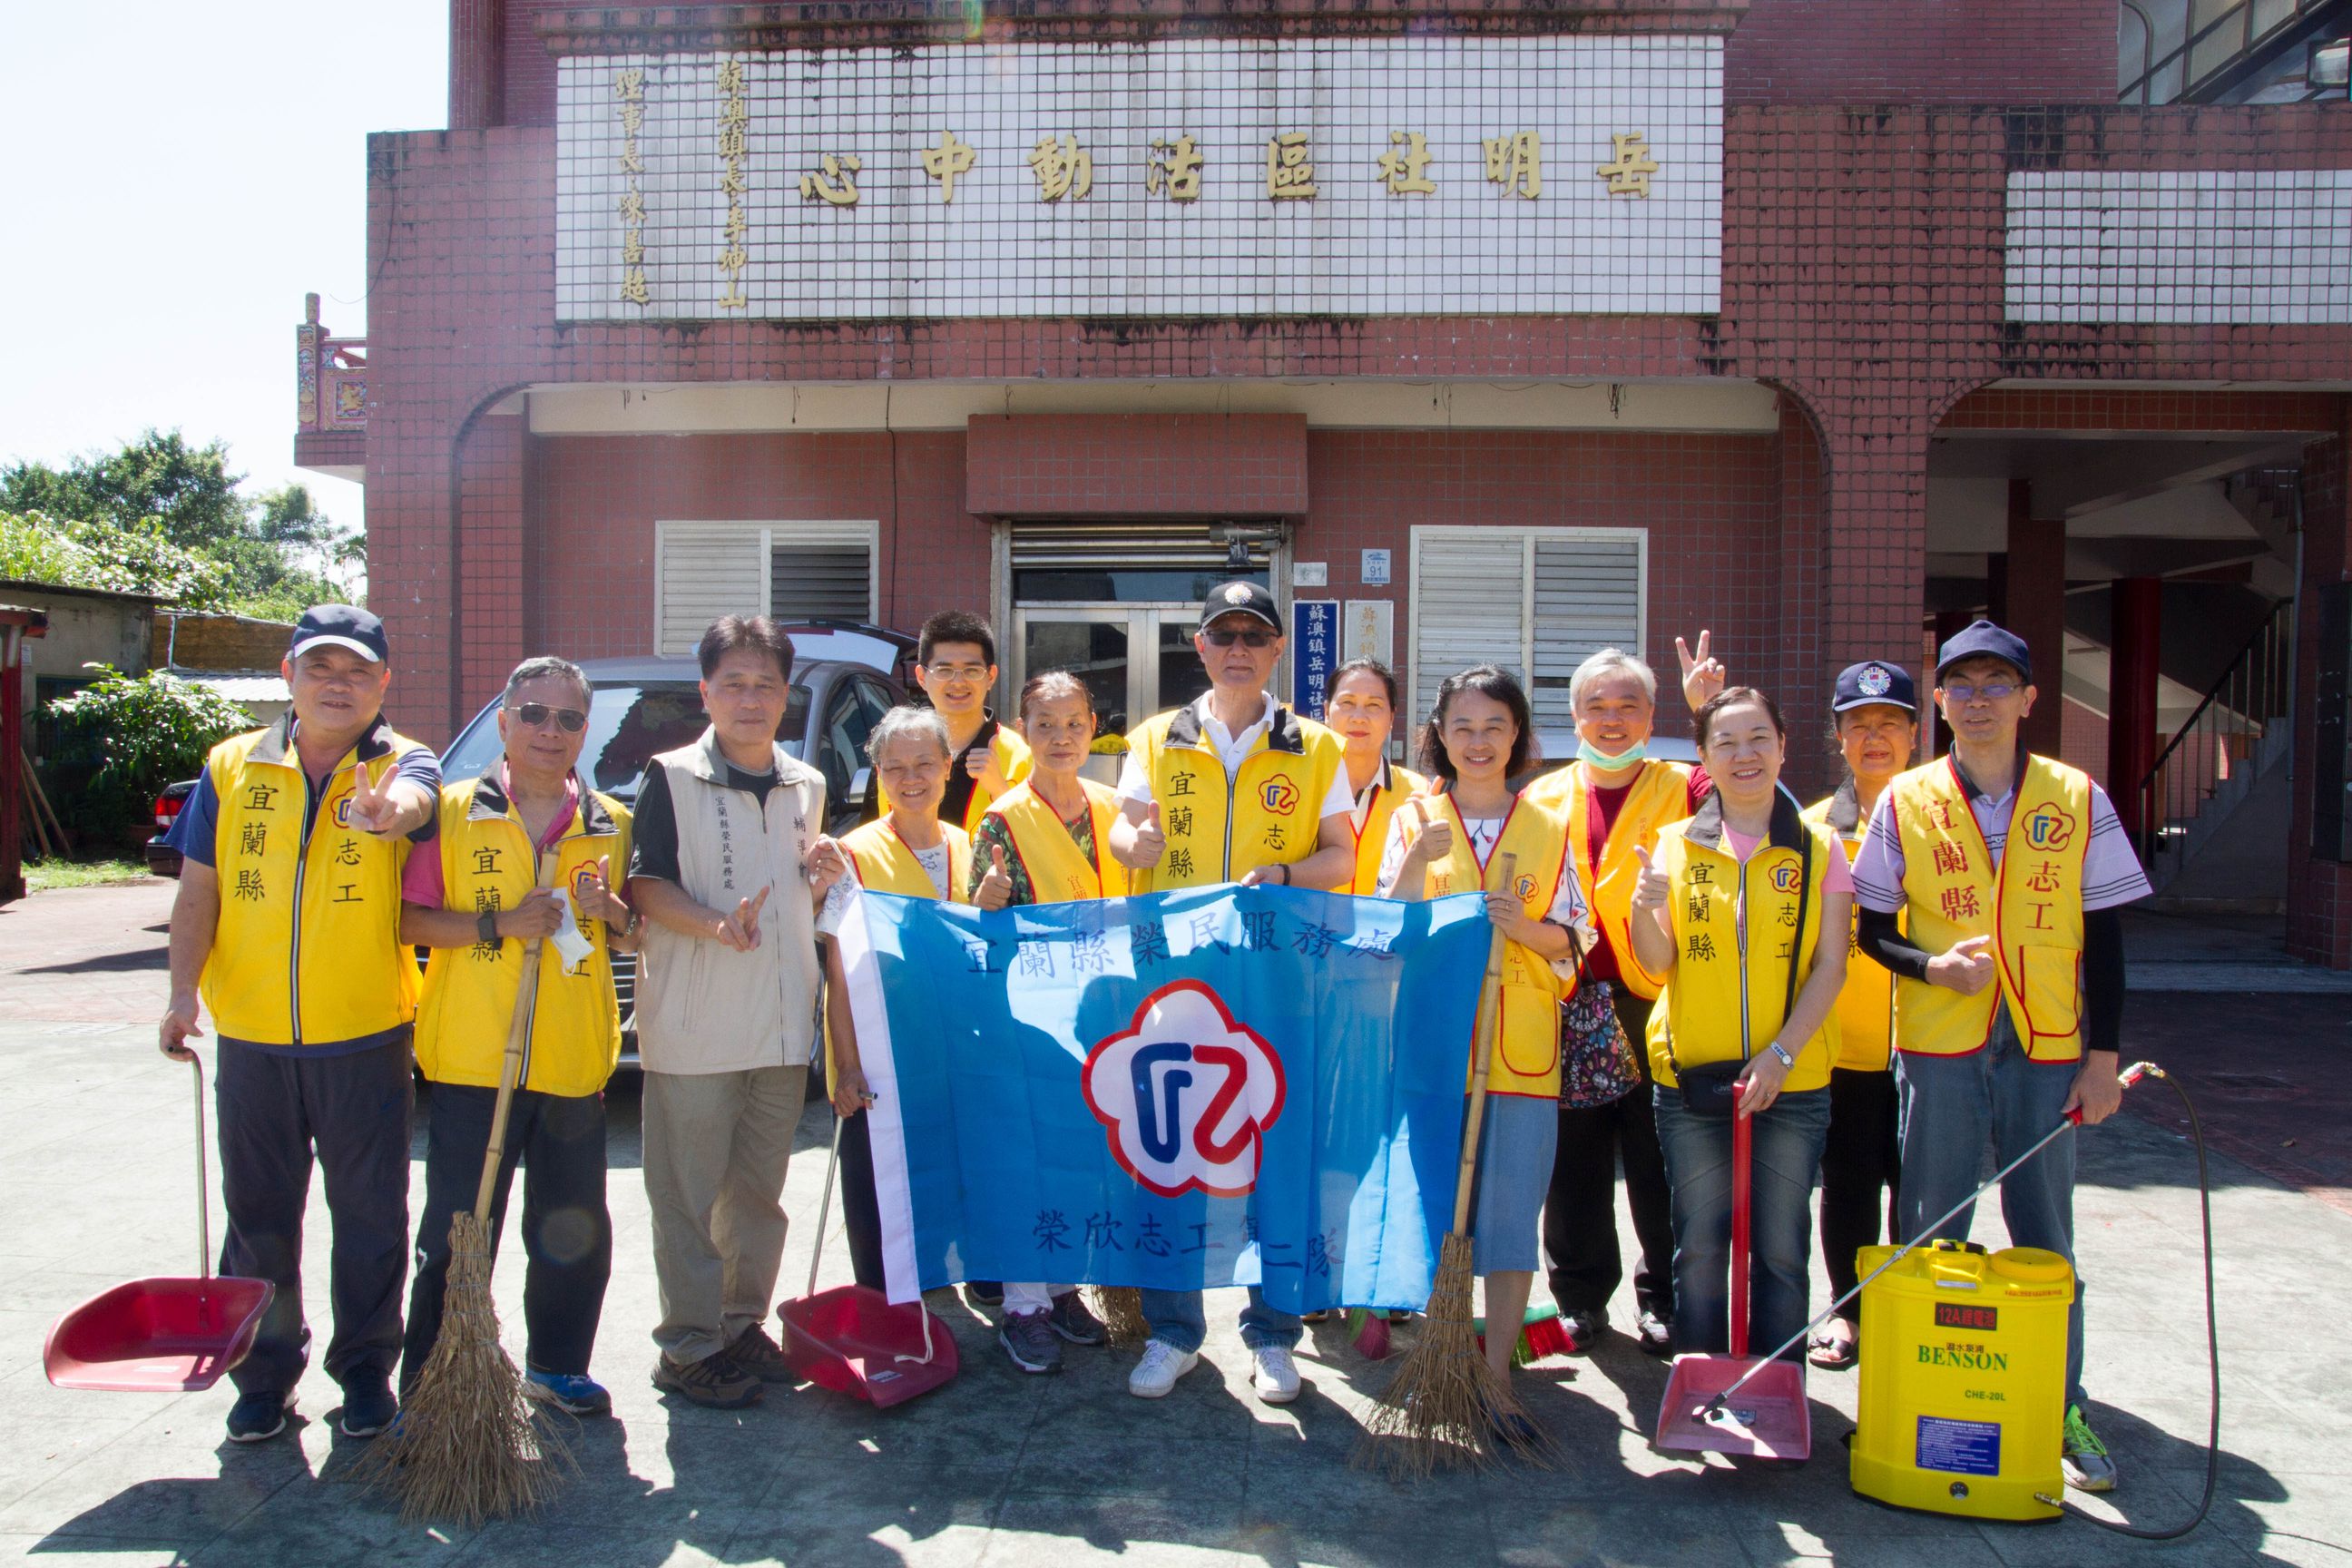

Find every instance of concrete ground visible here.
[1,880,2347,1566]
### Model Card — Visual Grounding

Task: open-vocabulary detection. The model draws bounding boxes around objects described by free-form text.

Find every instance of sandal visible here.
[1807,1324,1858,1371]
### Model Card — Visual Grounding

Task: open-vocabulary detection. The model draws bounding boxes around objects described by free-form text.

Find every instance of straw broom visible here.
[1089,1287,1151,1348]
[1355,853,1558,1478]
[359,859,573,1524]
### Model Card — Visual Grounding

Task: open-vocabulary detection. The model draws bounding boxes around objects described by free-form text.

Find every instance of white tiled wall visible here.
[2005,169,2352,326]
[554,37,1724,321]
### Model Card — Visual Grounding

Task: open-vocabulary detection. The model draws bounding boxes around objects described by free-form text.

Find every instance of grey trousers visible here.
[642,1063,808,1365]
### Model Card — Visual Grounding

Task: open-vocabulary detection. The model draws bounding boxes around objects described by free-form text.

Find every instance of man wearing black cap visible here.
[158,604,443,1444]
[1849,620,2150,1493]
[1798,660,1919,1372]
[1105,580,1355,1404]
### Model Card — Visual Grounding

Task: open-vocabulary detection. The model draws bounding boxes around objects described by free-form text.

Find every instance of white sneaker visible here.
[1127,1340,1199,1398]
[1251,1344,1302,1405]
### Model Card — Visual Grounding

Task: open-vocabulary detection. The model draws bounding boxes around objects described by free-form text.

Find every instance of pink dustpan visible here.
[1653,1107,1812,1460]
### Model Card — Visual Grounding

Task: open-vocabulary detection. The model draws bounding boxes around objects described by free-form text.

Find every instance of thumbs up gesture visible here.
[975,844,1014,910]
[1928,934,1998,996]
[1676,629,1728,711]
[1630,843,1671,914]
[716,885,770,951]
[1123,800,1169,869]
[576,855,632,927]
[1402,794,1454,866]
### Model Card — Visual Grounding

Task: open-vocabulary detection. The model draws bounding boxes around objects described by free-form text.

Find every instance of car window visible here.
[813,676,887,815]
[439,681,813,799]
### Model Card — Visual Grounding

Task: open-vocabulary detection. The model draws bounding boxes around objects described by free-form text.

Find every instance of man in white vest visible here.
[627,616,848,1408]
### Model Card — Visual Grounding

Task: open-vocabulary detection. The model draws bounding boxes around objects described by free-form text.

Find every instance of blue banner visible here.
[838,884,1489,1314]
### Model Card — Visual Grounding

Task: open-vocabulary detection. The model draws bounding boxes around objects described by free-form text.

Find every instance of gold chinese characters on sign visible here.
[1377,131,1435,196]
[1266,132,1317,200]
[613,69,650,306]
[1147,135,1203,201]
[799,152,861,206]
[1029,135,1093,202]
[1595,132,1658,197]
[921,131,976,202]
[715,59,750,309]
[1484,132,1542,199]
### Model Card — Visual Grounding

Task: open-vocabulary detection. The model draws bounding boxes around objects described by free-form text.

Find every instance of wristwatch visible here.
[1768,1042,1797,1070]
[476,907,501,946]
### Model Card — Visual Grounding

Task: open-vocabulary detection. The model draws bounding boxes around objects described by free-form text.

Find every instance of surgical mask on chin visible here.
[1578,738,1648,773]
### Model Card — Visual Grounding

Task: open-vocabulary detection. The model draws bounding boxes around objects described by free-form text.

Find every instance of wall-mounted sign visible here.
[1361,549,1392,586]
[1292,600,1341,720]
[1293,561,1329,588]
[556,37,1722,322]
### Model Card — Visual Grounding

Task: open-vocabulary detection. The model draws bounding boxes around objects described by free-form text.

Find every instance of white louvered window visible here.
[1408,526,1647,736]
[653,521,878,655]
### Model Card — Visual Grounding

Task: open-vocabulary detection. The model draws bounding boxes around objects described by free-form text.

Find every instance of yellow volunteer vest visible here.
[1805,783,1896,1072]
[828,816,970,1077]
[1414,792,1574,1100]
[1890,755,2092,1063]
[201,715,426,1048]
[1645,794,1839,1093]
[1347,762,1430,895]
[1124,701,1345,892]
[985,779,1129,902]
[878,719,1031,835]
[413,773,633,1098]
[1524,758,1692,1001]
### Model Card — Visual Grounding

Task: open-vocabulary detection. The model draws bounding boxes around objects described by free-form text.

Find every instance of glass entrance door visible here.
[1014,605,1222,740]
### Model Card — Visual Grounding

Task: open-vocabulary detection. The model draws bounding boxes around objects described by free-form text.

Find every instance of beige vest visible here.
[633,729,827,1075]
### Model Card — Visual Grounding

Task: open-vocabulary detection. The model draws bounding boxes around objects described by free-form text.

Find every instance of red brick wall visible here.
[2289,426,2352,968]
[1725,0,2116,106]
[966,415,1309,518]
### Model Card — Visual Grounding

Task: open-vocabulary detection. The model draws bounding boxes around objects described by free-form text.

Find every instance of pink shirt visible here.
[400,768,581,907]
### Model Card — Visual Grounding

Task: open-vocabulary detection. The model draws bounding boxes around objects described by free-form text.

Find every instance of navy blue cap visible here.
[1832,661,1917,714]
[1199,581,1282,635]
[289,603,388,665]
[1935,620,2031,685]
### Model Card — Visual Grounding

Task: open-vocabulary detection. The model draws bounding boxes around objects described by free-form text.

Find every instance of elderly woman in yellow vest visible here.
[1629,687,1850,1371]
[964,671,1123,1374]
[398,655,637,1418]
[818,705,978,1305]
[1323,657,1427,895]
[1799,661,1919,1371]
[1518,644,1716,1357]
[1378,666,1592,1440]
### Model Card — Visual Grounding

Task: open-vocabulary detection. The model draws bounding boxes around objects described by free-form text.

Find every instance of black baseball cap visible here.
[289,603,389,665]
[1199,581,1282,635]
[1935,620,2032,685]
[1831,661,1917,714]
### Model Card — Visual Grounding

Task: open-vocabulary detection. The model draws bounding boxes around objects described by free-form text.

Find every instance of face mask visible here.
[1579,738,1648,773]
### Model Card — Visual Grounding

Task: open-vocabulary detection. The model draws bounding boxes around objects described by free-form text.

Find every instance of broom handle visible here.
[808,1106,845,1299]
[1449,852,1518,1234]
[191,1054,211,1280]
[1730,1104,1751,1359]
[473,849,556,1222]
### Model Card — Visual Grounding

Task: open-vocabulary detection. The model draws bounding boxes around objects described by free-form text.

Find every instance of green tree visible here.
[0,510,231,607]
[0,430,249,551]
[43,666,253,839]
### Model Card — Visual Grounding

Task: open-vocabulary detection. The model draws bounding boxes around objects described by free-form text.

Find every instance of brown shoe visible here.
[728,1322,798,1383]
[652,1350,762,1409]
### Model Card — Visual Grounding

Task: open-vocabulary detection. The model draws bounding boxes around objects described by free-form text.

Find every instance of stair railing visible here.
[2134,596,2296,871]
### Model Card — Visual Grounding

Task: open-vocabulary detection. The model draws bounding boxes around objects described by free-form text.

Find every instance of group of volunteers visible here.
[156,581,2146,1498]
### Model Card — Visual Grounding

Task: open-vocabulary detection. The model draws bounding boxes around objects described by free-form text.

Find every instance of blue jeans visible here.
[1654,1085,1831,1362]
[1138,1289,1301,1355]
[1894,1012,2087,1413]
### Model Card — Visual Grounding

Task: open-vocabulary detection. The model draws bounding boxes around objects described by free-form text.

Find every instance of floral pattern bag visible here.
[1558,945,1641,1110]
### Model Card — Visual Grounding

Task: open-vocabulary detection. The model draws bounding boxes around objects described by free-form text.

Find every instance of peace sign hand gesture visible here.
[1676,630,1727,712]
[346,761,401,838]
[716,886,770,951]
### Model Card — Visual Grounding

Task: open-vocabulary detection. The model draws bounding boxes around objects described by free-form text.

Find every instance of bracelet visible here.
[1768,1042,1797,1070]
[1278,863,1291,886]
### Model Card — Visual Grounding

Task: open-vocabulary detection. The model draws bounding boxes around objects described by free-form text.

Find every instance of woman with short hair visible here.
[1629,687,1849,1374]
[1324,658,1428,895]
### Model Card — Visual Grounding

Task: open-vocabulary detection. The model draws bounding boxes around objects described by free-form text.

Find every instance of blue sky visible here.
[0,3,447,534]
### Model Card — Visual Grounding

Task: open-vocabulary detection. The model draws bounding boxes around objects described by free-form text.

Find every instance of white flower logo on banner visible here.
[1082,980,1288,1199]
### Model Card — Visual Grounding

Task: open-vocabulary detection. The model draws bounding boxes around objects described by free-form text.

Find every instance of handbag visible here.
[1558,944,1642,1111]
[1667,822,1814,1120]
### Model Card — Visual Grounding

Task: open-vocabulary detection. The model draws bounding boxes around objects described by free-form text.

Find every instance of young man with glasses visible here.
[1105,581,1356,1404]
[904,610,1032,833]
[1849,620,2150,1494]
[396,656,637,1416]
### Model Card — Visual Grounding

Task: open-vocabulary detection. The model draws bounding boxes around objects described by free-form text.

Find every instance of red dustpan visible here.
[775,1112,956,1408]
[45,1057,273,1393]
[1654,1106,1810,1460]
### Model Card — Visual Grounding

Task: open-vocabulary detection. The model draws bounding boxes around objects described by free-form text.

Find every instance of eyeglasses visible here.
[508,701,588,732]
[924,663,990,682]
[1201,628,1277,649]
[1941,682,2018,704]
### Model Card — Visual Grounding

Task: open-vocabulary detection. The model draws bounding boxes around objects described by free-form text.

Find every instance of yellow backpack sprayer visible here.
[1660,1060,2221,1542]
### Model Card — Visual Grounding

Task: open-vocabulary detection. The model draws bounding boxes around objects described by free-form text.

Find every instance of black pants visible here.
[216,1033,414,1396]
[837,1105,886,1291]
[1818,1065,1901,1324]
[1544,987,1675,1320]
[400,1082,611,1395]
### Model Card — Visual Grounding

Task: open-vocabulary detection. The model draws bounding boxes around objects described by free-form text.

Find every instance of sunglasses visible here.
[1201,628,1277,649]
[508,701,589,732]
